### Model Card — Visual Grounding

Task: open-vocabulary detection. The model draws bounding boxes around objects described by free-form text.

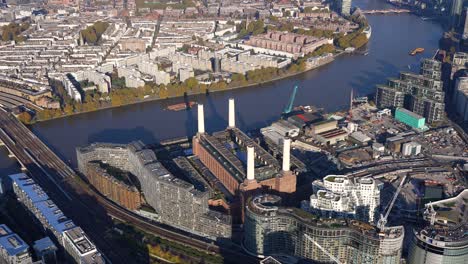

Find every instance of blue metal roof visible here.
[0,232,29,257]
[0,224,12,236]
[33,237,57,252]
[8,173,49,203]
[34,200,75,234]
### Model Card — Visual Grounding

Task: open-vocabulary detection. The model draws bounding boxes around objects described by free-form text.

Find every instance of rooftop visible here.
[0,225,29,257]
[34,200,76,234]
[396,107,424,120]
[9,173,49,203]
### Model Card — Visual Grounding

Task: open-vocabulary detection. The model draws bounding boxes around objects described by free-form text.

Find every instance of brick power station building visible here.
[192,99,297,212]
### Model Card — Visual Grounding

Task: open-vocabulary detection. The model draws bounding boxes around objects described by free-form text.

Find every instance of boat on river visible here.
[410,48,425,56]
[166,101,196,111]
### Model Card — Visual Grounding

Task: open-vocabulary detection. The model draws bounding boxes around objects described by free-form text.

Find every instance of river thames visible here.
[0,0,444,172]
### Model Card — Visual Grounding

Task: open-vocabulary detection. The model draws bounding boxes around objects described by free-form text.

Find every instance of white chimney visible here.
[282,137,291,172]
[247,145,255,180]
[198,104,205,134]
[228,98,235,128]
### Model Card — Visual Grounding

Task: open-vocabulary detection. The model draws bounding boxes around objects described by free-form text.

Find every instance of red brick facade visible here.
[245,31,331,55]
[85,163,142,210]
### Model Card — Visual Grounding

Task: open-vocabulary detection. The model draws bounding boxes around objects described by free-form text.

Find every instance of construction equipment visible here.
[304,234,344,264]
[283,85,298,114]
[377,174,408,230]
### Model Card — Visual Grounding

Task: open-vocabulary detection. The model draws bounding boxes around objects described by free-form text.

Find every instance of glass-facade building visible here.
[244,194,404,264]
[408,225,468,264]
[395,108,426,129]
[408,190,468,264]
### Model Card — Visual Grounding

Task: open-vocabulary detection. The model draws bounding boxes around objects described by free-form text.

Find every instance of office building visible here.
[244,194,404,263]
[8,173,105,264]
[376,59,445,123]
[340,0,351,16]
[305,175,380,223]
[408,190,468,264]
[394,108,426,129]
[76,142,231,239]
[0,224,33,264]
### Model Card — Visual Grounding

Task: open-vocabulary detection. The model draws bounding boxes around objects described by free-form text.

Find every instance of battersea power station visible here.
[192,99,297,202]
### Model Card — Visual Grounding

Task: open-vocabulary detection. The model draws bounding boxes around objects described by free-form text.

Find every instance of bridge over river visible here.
[361,8,411,14]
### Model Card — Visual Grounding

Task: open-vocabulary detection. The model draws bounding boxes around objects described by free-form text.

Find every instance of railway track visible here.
[0,109,258,264]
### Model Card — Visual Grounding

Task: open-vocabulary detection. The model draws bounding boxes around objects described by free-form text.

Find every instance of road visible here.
[0,109,258,264]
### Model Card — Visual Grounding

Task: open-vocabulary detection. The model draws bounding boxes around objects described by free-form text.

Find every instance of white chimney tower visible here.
[247,145,255,180]
[198,104,205,134]
[228,98,235,128]
[282,137,291,172]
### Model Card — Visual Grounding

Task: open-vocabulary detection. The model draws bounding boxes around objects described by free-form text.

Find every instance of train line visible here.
[0,109,258,264]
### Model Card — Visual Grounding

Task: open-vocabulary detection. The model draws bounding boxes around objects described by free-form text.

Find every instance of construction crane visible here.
[377,174,408,230]
[304,234,344,264]
[283,85,298,114]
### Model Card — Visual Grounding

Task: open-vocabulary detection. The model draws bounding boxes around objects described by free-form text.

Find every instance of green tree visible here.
[184,77,198,90]
[63,104,74,115]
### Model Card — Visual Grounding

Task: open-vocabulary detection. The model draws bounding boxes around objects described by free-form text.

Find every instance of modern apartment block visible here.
[83,162,142,211]
[0,224,33,264]
[244,31,332,57]
[376,59,445,123]
[453,76,468,121]
[8,173,105,264]
[76,141,231,239]
[244,194,404,263]
[340,0,352,16]
[408,190,468,264]
[304,175,380,223]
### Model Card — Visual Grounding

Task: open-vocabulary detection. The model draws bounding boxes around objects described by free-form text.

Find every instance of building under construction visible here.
[192,99,297,200]
[244,194,404,263]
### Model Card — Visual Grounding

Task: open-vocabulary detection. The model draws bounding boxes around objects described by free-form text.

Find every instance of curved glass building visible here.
[244,194,404,263]
[408,190,468,264]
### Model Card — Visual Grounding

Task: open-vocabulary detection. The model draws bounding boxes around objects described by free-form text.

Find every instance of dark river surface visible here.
[0,0,444,172]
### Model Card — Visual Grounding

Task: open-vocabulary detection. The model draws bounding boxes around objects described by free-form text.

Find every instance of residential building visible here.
[453,76,468,121]
[62,227,104,264]
[376,59,445,123]
[0,224,33,264]
[408,190,468,264]
[245,194,404,263]
[33,237,57,264]
[340,0,351,16]
[464,8,468,40]
[82,162,142,211]
[76,141,231,239]
[305,175,380,223]
[244,31,332,57]
[8,173,105,264]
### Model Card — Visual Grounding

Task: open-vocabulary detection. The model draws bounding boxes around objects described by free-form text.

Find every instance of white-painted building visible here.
[402,142,422,156]
[304,175,380,223]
